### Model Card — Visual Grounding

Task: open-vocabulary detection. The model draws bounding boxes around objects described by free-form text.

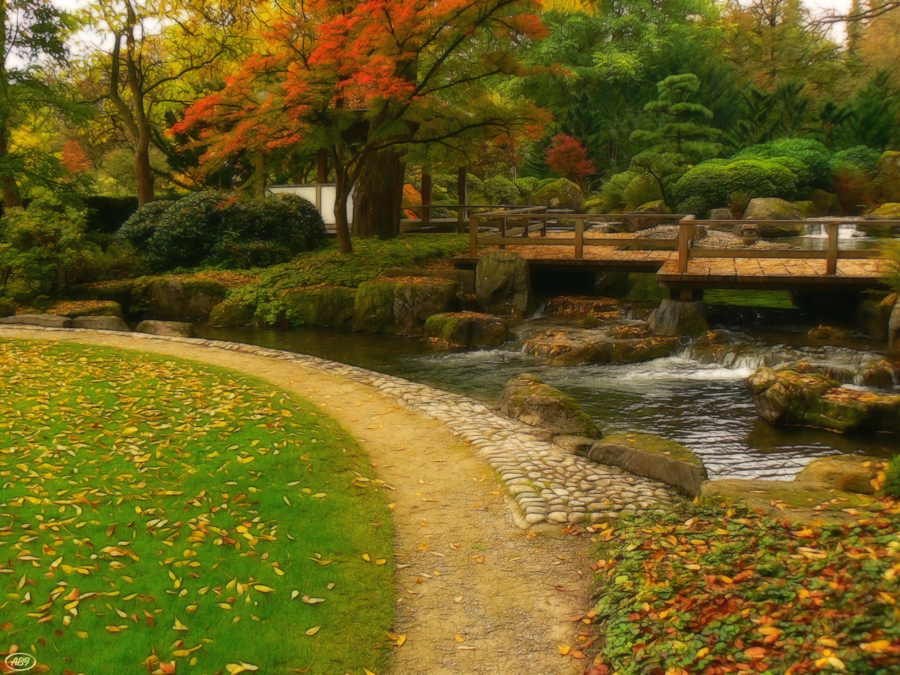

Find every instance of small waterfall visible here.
[803,219,867,239]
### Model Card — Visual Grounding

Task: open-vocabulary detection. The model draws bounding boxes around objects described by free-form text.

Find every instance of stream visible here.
[195,222,897,482]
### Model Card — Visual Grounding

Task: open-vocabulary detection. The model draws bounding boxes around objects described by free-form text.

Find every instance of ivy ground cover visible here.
[0,341,393,675]
[591,502,900,675]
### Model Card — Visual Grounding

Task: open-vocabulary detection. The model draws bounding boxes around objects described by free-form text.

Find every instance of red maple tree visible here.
[545,134,595,184]
[174,0,547,253]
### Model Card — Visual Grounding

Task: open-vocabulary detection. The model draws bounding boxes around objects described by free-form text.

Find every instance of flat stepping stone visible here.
[0,314,72,328]
[135,320,194,337]
[72,316,130,332]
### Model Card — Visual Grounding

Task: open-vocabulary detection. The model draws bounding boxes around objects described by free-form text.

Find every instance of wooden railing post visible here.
[469,215,479,257]
[499,215,507,250]
[575,216,584,259]
[826,222,839,275]
[678,215,696,273]
[541,210,548,237]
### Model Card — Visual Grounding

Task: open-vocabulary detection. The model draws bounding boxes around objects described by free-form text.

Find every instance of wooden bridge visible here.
[451,206,900,297]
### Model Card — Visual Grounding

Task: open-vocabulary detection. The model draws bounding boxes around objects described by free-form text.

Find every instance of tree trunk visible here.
[0,124,22,208]
[353,148,404,239]
[333,167,353,254]
[134,123,154,207]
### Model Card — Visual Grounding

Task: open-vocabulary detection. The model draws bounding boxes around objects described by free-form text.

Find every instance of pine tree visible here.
[629,73,721,204]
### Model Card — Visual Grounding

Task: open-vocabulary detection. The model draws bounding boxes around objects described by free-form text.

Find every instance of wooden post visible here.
[678,215,696,273]
[575,217,584,259]
[457,167,467,229]
[541,210,547,237]
[469,215,479,257]
[317,149,328,183]
[499,215,507,250]
[826,222,839,275]
[421,171,432,224]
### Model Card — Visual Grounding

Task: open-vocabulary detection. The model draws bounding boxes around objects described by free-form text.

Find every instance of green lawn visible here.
[0,341,394,675]
[590,501,900,674]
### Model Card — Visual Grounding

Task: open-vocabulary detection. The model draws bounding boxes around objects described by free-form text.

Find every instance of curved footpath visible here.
[1,327,679,675]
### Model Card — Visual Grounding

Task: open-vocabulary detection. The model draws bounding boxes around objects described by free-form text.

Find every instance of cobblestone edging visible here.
[2,327,681,528]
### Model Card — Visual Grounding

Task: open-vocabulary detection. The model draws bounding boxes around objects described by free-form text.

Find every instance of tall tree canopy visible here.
[78,0,252,205]
[1,0,71,207]
[175,0,547,253]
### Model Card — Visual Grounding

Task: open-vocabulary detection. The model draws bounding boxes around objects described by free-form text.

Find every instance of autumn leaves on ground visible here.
[0,341,393,675]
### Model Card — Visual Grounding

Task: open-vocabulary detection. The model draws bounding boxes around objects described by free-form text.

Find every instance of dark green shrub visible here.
[0,195,133,295]
[84,196,139,234]
[118,192,326,271]
[885,454,900,499]
[734,138,832,190]
[480,176,519,205]
[831,146,881,175]
[597,171,640,212]
[672,159,799,215]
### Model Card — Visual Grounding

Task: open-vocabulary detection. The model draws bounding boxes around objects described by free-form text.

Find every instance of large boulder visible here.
[134,277,227,320]
[878,151,900,202]
[856,297,889,340]
[647,299,709,337]
[531,178,584,212]
[521,327,677,366]
[499,374,602,438]
[475,251,533,317]
[424,312,509,348]
[747,365,900,433]
[890,297,900,355]
[62,301,123,318]
[634,200,671,214]
[208,299,257,328]
[866,202,900,220]
[352,278,457,335]
[586,433,707,498]
[135,320,194,338]
[0,298,14,318]
[742,198,805,237]
[71,316,130,332]
[0,314,72,328]
[809,189,843,216]
[281,286,356,328]
[795,455,888,495]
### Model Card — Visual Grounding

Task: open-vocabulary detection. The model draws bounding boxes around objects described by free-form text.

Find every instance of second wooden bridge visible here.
[451,206,899,297]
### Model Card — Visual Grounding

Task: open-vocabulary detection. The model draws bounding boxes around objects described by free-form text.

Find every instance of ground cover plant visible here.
[0,341,393,675]
[590,501,900,674]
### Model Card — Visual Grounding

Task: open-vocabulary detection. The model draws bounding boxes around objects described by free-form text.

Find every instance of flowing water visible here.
[195,314,899,482]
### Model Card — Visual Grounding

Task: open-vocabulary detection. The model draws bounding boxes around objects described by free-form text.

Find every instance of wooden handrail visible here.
[678,215,696,273]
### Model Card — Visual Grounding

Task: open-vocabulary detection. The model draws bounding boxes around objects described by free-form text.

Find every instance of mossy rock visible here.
[475,251,533,317]
[208,299,257,328]
[586,433,706,498]
[700,478,875,523]
[584,197,606,214]
[0,314,72,328]
[133,277,227,320]
[877,151,900,202]
[353,279,457,335]
[743,198,805,237]
[499,373,602,438]
[791,200,816,218]
[63,301,123,318]
[424,312,509,348]
[281,286,356,328]
[866,202,900,220]
[0,297,15,318]
[809,189,843,216]
[547,337,678,366]
[796,455,888,495]
[747,366,900,433]
[647,299,709,337]
[532,178,584,212]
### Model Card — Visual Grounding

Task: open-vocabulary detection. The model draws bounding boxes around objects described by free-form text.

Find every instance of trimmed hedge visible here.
[672,159,799,216]
[118,192,326,271]
[733,138,832,191]
[832,146,882,175]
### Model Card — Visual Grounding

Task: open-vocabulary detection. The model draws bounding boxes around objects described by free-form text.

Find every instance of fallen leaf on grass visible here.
[305,626,320,636]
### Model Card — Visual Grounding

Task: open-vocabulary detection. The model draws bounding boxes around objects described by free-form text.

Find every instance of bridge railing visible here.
[676,217,900,275]
[467,205,684,256]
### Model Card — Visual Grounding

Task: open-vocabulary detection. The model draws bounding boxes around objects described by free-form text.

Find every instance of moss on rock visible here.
[281,286,356,328]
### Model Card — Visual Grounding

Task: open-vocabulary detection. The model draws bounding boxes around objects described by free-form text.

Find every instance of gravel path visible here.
[1,326,681,674]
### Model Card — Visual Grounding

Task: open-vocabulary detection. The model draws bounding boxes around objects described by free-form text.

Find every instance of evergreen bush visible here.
[672,159,799,216]
[118,192,326,271]
[733,138,832,191]
[831,146,881,175]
